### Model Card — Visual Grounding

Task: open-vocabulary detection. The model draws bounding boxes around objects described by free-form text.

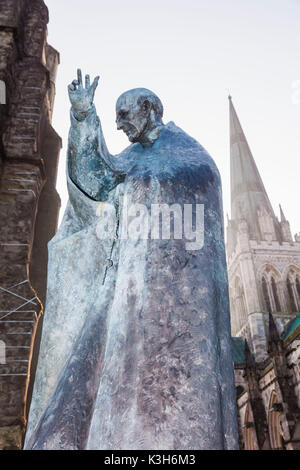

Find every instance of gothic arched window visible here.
[271,277,281,312]
[244,404,257,450]
[262,276,271,313]
[287,277,297,312]
[233,277,247,333]
[268,392,284,450]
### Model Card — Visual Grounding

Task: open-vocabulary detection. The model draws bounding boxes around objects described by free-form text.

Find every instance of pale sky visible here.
[47,0,300,236]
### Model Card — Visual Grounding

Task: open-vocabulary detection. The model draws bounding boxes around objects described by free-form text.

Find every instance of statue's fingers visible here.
[72,80,79,89]
[68,84,75,92]
[85,74,90,89]
[90,75,100,96]
[77,69,83,87]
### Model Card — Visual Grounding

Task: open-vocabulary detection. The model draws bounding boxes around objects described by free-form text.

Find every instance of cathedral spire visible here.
[279,203,293,242]
[229,97,277,241]
[279,204,287,222]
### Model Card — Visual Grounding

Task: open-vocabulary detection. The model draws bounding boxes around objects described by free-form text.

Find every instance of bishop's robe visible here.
[24,105,238,450]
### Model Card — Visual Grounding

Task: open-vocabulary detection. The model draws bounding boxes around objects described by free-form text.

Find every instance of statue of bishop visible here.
[25,70,238,450]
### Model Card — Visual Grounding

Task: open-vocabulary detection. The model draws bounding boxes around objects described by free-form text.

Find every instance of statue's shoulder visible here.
[163,121,219,174]
[156,122,221,192]
[110,142,143,173]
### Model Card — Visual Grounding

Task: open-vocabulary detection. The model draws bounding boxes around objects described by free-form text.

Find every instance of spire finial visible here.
[279,204,287,222]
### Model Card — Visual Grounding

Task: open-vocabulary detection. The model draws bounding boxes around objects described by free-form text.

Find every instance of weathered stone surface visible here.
[0,0,61,449]
[0,0,24,29]
[0,30,15,72]
[22,0,48,61]
[0,425,23,450]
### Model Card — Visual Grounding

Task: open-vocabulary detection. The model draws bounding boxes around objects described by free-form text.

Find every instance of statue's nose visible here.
[116,118,122,130]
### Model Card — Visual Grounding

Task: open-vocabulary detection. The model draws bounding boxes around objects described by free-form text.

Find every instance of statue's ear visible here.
[142,99,151,115]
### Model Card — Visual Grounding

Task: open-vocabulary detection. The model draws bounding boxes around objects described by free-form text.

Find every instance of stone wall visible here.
[0,0,61,449]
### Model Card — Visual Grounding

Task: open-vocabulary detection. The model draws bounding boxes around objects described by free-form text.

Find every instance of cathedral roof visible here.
[231,316,300,367]
[281,313,300,343]
[229,96,277,241]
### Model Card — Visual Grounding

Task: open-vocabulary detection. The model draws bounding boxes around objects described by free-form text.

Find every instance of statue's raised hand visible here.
[68,69,100,119]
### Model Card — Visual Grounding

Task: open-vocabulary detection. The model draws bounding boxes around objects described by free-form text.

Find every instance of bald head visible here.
[116,88,164,144]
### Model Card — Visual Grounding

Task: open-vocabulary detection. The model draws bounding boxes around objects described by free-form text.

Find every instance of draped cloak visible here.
[24,106,238,450]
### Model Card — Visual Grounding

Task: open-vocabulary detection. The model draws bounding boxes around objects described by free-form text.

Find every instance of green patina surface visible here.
[231,314,300,366]
[281,313,300,341]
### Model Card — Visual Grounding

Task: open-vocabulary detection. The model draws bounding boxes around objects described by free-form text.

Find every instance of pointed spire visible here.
[279,204,293,242]
[279,204,287,222]
[229,97,277,241]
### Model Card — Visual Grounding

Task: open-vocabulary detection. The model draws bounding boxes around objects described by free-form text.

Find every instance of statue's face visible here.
[116,92,150,143]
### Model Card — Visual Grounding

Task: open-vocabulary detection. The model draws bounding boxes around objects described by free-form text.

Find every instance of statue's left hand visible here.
[68,69,100,117]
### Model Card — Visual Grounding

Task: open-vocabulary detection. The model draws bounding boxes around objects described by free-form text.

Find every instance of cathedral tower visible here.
[0,0,61,449]
[226,97,300,362]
